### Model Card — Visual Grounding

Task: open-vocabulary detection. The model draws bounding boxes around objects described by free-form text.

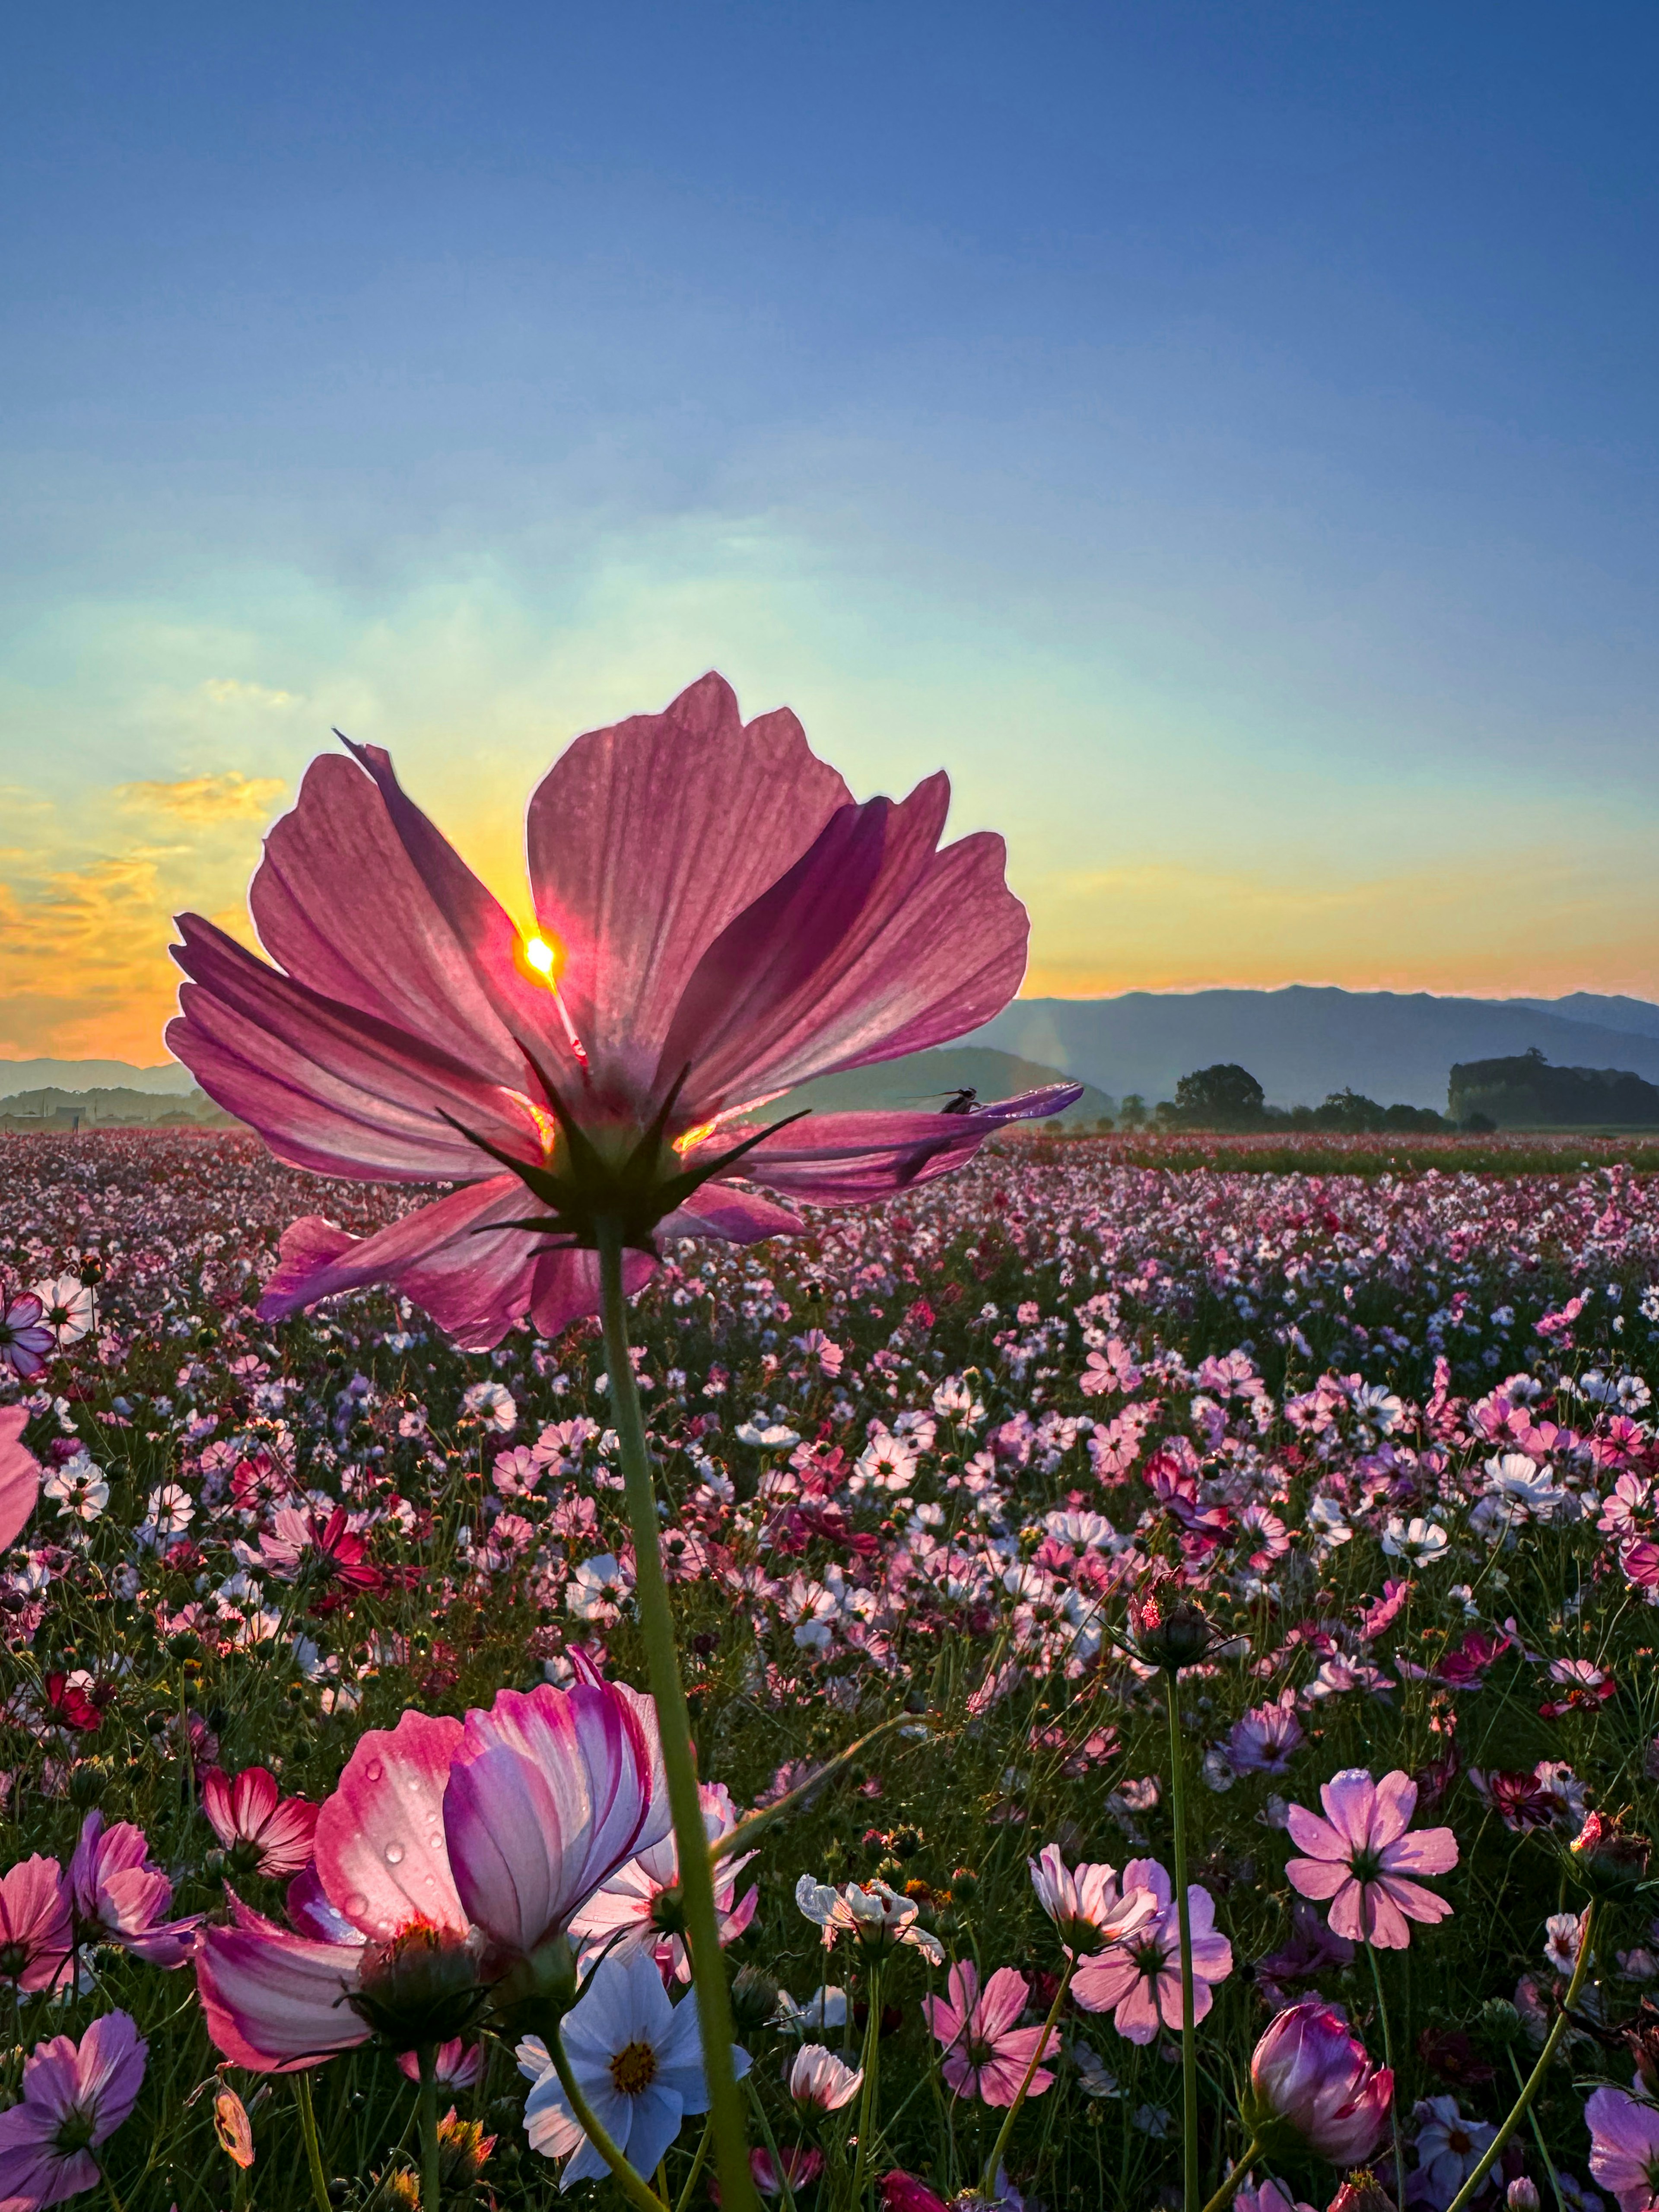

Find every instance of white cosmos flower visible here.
[1381,1516,1450,1565]
[31,1277,95,1348]
[43,1454,109,1522]
[518,1951,749,2187]
[461,1380,517,1430]
[144,1484,195,1537]
[794,1875,945,1963]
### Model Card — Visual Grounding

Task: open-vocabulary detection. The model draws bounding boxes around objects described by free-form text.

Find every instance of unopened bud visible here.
[1506,2181,1541,2212]
[1569,1811,1651,1898]
[1327,2171,1397,2212]
[1131,1596,1214,1672]
[1479,1997,1523,2045]
[729,1964,783,2033]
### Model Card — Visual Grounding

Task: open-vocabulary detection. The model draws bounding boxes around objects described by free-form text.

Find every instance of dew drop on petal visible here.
[365,1760,384,1783]
[385,1843,405,1866]
[343,1891,369,1918]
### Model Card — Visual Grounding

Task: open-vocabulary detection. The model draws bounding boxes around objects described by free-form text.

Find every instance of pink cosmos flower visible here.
[0,1405,42,1553]
[396,2039,483,2088]
[1027,1842,1158,1956]
[0,2010,147,2211]
[1247,1999,1392,2165]
[202,1765,322,1879]
[0,1855,72,1994]
[0,1293,54,1382]
[568,1779,756,1982]
[922,1960,1058,2107]
[167,674,1076,1351]
[788,2045,864,2113]
[1070,1856,1233,2043]
[1284,1769,1458,1950]
[1587,2086,1659,2212]
[70,1813,200,1967]
[195,1681,667,2069]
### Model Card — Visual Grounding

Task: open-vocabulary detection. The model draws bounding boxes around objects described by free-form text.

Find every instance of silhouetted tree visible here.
[1173,1063,1266,1128]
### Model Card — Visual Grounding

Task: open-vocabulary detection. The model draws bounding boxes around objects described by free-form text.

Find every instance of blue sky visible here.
[5,1,1659,1058]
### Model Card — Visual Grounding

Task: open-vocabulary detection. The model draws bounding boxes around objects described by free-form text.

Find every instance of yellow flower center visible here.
[609,2040,658,2096]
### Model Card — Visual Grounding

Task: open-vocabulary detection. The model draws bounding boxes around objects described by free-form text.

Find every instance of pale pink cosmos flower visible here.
[1284,1769,1458,1950]
[0,2010,146,2211]
[1070,1856,1233,2044]
[0,1855,71,1995]
[1027,1843,1157,1956]
[569,1780,756,1983]
[195,1681,667,2069]
[396,2039,483,2089]
[29,1278,95,1351]
[1587,2085,1659,2212]
[70,1813,200,1968]
[166,674,1075,1351]
[0,1406,42,1553]
[201,1765,321,1879]
[922,1961,1058,2107]
[788,2044,864,2114]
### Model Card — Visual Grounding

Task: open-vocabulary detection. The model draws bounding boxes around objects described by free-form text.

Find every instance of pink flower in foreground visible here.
[1587,2086,1659,2212]
[168,674,1077,1351]
[569,1779,756,1982]
[0,1855,71,1994]
[202,1765,321,1879]
[195,1681,666,2069]
[922,1960,1058,2106]
[1285,1769,1458,1949]
[788,2044,864,2113]
[0,1294,54,1382]
[1246,1999,1392,2166]
[0,2011,146,2211]
[0,1404,42,1552]
[70,1813,200,1968]
[1070,1856,1233,2044]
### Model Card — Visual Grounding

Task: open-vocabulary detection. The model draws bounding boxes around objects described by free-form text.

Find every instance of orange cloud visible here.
[118,772,288,825]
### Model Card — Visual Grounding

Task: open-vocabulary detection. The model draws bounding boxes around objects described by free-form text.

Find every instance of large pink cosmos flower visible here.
[70,1813,200,1968]
[0,1405,42,1551]
[195,1680,667,2069]
[0,1856,71,1995]
[1069,1856,1233,2044]
[201,1765,321,1879]
[922,1960,1059,2107]
[1587,2086,1659,2212]
[0,2011,147,2212]
[1284,1770,1458,1951]
[166,674,1077,1350]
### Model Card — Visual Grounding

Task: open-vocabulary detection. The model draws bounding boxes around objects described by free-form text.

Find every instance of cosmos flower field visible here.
[7,1124,1659,2212]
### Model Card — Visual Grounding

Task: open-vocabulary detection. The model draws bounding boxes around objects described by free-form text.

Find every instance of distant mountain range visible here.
[16,990,1659,1122]
[969,989,1659,1111]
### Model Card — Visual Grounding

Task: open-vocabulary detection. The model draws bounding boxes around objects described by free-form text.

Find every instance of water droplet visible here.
[365,1759,384,1783]
[385,1843,405,1866]
[343,1891,369,1918]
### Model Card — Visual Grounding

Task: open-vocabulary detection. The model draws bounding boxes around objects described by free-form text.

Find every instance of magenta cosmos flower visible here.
[922,1960,1058,2107]
[1587,2086,1659,2212]
[1246,1999,1392,2165]
[166,674,1077,1351]
[0,2011,146,2212]
[0,1855,71,1996]
[201,1764,321,1880]
[1069,1856,1233,2044]
[0,1294,54,1383]
[1285,1770,1458,1950]
[195,1679,666,2068]
[0,1405,42,1553]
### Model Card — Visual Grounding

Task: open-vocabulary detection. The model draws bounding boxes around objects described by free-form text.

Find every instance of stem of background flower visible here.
[417,2046,441,2212]
[979,1956,1074,2194]
[673,2121,714,2212]
[1510,2048,1569,2212]
[1364,1940,1407,2212]
[293,2072,332,2212]
[747,2081,801,2212]
[1195,2139,1263,2212]
[848,1960,885,2210]
[597,1220,756,2212]
[1163,1669,1199,2212]
[547,2014,670,2212]
[1444,1903,1597,2212]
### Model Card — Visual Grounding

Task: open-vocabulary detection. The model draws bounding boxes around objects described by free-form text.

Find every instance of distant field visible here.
[1017,1125,1659,1173]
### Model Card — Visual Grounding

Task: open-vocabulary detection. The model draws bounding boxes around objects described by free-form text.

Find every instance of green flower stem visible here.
[848,1961,885,2209]
[1196,2139,1264,2212]
[417,2045,441,2212]
[547,2013,669,2212]
[1164,1670,1199,2212]
[747,2080,802,2212]
[979,1956,1073,2195]
[673,2120,714,2212]
[1444,1902,1597,2212]
[1511,2047,1569,2212]
[597,1219,756,2212]
[293,2072,332,2212]
[1364,1940,1407,2212]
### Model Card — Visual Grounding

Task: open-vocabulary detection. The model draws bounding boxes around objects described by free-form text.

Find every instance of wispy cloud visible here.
[117,772,288,824]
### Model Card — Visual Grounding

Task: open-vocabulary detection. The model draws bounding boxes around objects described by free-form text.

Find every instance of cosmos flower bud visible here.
[487,1931,581,2042]
[1568,1812,1651,1898]
[1506,2181,1541,2212]
[1130,1595,1214,1673]
[1246,2000,1392,2166]
[1478,1998,1523,2045]
[1326,2171,1397,2212]
[729,1964,783,2033]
